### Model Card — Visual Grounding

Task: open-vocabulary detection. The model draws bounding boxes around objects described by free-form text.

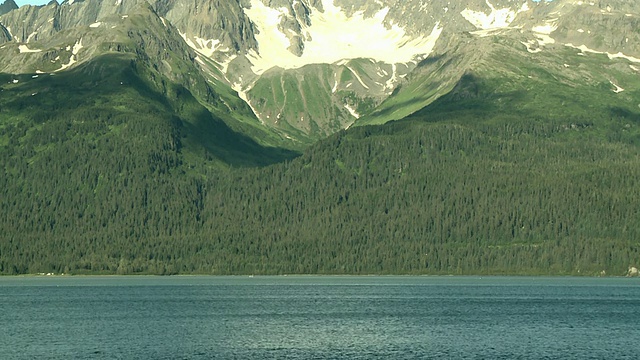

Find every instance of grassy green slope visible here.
[359,33,640,128]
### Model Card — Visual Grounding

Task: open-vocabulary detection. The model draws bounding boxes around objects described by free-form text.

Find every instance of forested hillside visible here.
[2,66,639,275]
[2,0,640,276]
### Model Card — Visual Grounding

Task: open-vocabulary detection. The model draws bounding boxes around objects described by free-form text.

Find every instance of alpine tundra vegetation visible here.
[0,0,639,275]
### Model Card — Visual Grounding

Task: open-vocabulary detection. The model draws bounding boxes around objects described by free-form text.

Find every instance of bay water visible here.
[1,276,639,359]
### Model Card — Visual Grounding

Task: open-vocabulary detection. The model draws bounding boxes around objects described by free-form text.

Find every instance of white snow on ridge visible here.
[565,43,640,63]
[461,0,527,30]
[89,22,102,28]
[19,45,42,53]
[243,0,442,75]
[532,20,557,35]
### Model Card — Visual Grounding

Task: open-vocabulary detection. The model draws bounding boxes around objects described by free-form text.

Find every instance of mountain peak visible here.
[0,0,18,16]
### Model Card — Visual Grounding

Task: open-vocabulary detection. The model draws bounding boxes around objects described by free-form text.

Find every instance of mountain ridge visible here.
[2,0,639,141]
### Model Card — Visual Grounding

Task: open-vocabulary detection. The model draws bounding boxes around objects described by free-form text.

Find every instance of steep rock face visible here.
[0,0,151,44]
[0,23,9,42]
[155,0,258,59]
[0,0,17,16]
[0,1,218,104]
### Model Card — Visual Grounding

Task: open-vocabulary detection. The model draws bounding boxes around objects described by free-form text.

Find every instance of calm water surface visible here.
[1,276,639,359]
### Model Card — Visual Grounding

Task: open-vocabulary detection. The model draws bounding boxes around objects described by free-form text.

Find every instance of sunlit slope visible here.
[358,29,640,127]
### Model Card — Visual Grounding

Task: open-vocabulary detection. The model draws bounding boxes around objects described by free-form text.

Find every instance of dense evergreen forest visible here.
[1,61,640,276]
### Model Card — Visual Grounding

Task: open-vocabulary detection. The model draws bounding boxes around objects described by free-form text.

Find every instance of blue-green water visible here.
[1,276,639,359]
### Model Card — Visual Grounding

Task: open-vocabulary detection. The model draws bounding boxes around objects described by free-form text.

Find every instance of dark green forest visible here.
[1,59,640,276]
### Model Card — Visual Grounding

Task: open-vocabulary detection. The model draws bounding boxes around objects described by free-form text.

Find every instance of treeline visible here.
[2,97,640,276]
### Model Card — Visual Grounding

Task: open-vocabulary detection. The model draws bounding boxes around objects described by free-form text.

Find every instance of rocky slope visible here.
[1,0,639,142]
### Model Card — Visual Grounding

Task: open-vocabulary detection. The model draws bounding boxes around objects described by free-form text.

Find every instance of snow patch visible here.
[56,39,83,72]
[385,63,398,93]
[27,31,38,43]
[160,17,167,27]
[609,81,624,93]
[115,0,122,5]
[218,54,237,75]
[19,45,42,53]
[521,40,541,53]
[470,28,507,37]
[232,81,262,123]
[630,65,639,72]
[532,21,557,35]
[565,43,640,63]
[181,33,222,58]
[520,19,558,52]
[89,22,102,28]
[72,39,83,55]
[12,79,18,83]
[346,66,369,89]
[243,0,442,75]
[344,104,360,119]
[461,1,527,30]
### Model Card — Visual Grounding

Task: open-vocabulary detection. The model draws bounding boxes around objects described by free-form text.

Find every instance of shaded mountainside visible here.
[1,0,640,275]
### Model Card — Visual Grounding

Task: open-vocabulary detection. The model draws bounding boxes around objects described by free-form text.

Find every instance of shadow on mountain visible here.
[610,107,640,124]
[406,72,530,123]
[0,53,299,168]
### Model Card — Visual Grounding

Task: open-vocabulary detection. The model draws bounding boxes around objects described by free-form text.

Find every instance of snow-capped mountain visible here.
[1,0,638,141]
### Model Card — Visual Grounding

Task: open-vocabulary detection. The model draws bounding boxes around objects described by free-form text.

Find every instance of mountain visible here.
[0,0,16,16]
[2,0,639,139]
[1,0,639,275]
